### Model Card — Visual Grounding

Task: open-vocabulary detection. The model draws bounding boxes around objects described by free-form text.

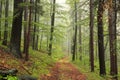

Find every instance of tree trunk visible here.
[34,0,40,50]
[79,23,82,60]
[23,0,28,54]
[72,1,77,61]
[25,0,32,61]
[35,33,39,50]
[89,0,94,72]
[10,0,23,58]
[48,0,56,55]
[97,0,106,75]
[40,31,43,50]
[34,17,40,50]
[2,0,9,45]
[0,1,2,41]
[32,0,37,50]
[78,12,82,61]
[47,32,49,51]
[108,0,118,79]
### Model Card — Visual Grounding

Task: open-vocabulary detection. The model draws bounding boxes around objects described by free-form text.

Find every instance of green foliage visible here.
[29,49,55,77]
[6,75,18,80]
[52,52,64,61]
[72,59,106,80]
[72,54,120,80]
[0,75,18,80]
[52,45,64,61]
[18,2,32,8]
[0,75,2,79]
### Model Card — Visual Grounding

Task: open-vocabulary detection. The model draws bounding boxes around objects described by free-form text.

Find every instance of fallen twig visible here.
[21,65,32,75]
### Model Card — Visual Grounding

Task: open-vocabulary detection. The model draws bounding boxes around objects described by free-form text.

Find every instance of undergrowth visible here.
[0,44,65,79]
[72,57,120,80]
[29,50,55,77]
[72,59,106,80]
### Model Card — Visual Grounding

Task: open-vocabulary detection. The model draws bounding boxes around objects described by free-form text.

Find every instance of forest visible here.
[0,0,120,80]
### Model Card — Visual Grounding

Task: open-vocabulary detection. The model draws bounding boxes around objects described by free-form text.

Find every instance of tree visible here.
[32,0,38,50]
[2,0,9,45]
[40,31,43,50]
[48,0,56,55]
[23,0,28,54]
[32,0,41,50]
[97,0,106,75]
[108,0,118,79]
[72,0,77,61]
[89,0,94,72]
[78,15,82,61]
[10,0,23,58]
[0,1,2,41]
[24,0,32,61]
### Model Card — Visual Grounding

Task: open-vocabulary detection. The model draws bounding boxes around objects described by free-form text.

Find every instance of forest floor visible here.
[40,57,87,80]
[0,47,87,80]
[0,46,55,78]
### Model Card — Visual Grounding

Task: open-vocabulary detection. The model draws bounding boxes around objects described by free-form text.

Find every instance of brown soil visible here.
[40,57,86,80]
[0,48,87,80]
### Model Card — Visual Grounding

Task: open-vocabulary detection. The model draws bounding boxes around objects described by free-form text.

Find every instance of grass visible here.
[72,57,120,80]
[0,43,66,79]
[72,59,107,80]
[29,50,55,77]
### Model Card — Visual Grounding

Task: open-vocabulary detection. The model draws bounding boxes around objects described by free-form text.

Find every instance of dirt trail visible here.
[40,57,86,80]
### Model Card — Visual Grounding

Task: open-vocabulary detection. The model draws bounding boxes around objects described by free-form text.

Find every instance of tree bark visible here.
[40,31,43,50]
[35,33,39,50]
[2,0,9,45]
[79,23,82,60]
[0,1,2,41]
[108,0,118,79]
[89,0,94,72]
[72,1,77,61]
[48,0,56,55]
[25,0,32,61]
[23,0,28,54]
[97,0,106,75]
[10,0,23,58]
[32,0,38,50]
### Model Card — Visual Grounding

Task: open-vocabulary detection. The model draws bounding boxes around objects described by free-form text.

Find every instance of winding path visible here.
[40,57,86,80]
